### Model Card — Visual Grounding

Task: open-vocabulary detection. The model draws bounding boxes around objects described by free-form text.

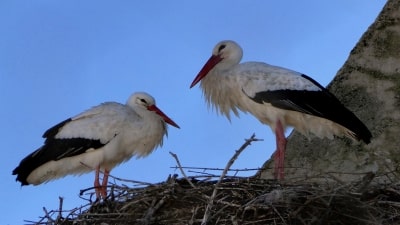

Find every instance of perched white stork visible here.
[190,40,372,180]
[13,92,180,198]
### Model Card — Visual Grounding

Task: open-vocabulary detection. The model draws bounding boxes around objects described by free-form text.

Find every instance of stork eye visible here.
[140,98,147,104]
[218,44,226,52]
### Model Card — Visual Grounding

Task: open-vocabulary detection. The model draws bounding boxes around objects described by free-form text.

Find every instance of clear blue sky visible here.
[0,1,385,224]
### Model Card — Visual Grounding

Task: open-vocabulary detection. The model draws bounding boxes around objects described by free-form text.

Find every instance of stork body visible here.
[13,92,180,198]
[190,40,371,180]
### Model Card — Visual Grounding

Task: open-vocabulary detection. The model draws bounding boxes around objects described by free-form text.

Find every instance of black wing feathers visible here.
[13,119,106,185]
[250,74,372,143]
[301,74,326,90]
[42,118,72,138]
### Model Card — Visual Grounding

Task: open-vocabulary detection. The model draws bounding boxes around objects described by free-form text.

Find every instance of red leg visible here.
[100,169,110,198]
[94,166,101,199]
[273,120,287,180]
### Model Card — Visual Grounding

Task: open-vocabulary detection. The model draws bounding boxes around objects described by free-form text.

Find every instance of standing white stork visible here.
[13,92,180,198]
[190,40,372,180]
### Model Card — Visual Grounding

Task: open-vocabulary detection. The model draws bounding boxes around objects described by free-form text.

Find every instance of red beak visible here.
[190,54,223,88]
[147,105,180,129]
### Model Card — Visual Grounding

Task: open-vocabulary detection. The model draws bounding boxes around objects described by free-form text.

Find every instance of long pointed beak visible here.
[190,54,223,88]
[148,105,180,129]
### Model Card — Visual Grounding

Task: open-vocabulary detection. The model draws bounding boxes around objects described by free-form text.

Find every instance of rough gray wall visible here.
[258,0,400,183]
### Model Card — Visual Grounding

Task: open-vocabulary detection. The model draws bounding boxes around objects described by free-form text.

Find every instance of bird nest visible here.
[27,135,400,225]
[30,174,400,225]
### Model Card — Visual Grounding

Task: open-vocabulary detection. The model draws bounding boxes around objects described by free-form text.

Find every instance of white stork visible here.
[13,92,180,198]
[190,40,372,180]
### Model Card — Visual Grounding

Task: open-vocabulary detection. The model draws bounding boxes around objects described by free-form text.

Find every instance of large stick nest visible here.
[29,135,400,225]
[33,174,400,225]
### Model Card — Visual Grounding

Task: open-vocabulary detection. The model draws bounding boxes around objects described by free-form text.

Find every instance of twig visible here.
[107,173,154,186]
[56,197,63,221]
[271,204,287,225]
[189,206,200,225]
[42,207,55,224]
[170,166,261,172]
[62,205,90,222]
[201,133,261,225]
[79,161,153,186]
[188,170,218,177]
[142,195,168,225]
[169,151,197,188]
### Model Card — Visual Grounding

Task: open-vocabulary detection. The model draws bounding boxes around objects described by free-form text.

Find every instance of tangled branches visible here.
[26,134,400,225]
[31,176,400,225]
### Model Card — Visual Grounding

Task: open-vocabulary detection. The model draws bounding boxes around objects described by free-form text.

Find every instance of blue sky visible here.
[0,1,385,224]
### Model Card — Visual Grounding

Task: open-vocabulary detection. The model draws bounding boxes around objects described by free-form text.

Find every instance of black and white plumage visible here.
[13,92,180,198]
[190,40,372,180]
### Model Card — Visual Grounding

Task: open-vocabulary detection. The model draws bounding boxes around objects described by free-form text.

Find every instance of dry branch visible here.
[201,133,262,225]
[169,151,196,188]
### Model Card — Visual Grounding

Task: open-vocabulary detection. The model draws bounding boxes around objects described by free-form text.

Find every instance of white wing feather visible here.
[55,102,140,143]
[239,62,321,98]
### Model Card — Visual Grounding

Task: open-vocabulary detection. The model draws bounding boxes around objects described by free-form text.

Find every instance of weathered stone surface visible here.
[258,0,400,183]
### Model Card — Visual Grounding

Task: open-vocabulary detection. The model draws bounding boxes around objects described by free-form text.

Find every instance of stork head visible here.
[128,92,180,129]
[190,40,243,88]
